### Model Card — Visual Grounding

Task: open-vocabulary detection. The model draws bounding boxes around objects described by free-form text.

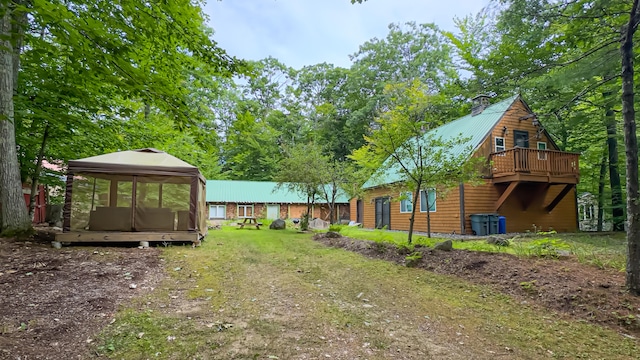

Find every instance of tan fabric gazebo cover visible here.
[62,148,206,236]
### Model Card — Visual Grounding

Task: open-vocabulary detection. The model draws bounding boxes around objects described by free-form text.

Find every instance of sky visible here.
[203,0,490,70]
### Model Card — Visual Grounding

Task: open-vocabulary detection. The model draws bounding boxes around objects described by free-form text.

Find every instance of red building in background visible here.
[23,184,46,224]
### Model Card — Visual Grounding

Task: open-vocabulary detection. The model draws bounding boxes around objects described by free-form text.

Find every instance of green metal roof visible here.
[362,95,519,189]
[206,180,351,204]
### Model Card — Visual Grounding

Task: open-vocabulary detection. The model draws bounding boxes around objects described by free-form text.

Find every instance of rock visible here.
[487,236,509,246]
[325,231,341,238]
[434,239,453,251]
[269,219,286,230]
[309,218,329,230]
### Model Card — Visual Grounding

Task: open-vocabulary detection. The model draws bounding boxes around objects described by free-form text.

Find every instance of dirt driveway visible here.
[2,228,639,359]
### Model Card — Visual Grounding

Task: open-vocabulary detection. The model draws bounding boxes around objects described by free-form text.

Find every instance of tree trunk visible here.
[12,1,27,94]
[426,196,432,238]
[407,184,421,244]
[622,0,640,295]
[604,91,625,231]
[28,124,49,220]
[597,146,607,232]
[0,3,30,234]
[330,185,338,224]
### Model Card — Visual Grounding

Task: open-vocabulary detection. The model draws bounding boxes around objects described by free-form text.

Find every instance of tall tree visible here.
[1,0,243,233]
[0,0,30,233]
[461,0,640,293]
[351,81,481,242]
[274,143,328,230]
[621,0,640,294]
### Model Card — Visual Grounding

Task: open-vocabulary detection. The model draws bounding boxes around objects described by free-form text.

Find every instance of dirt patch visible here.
[0,233,164,360]
[313,233,640,336]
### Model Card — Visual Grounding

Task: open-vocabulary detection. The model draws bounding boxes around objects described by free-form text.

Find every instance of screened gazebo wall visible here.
[61,149,207,240]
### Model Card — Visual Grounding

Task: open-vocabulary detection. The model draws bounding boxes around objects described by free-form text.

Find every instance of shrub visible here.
[372,242,387,254]
[300,213,310,231]
[396,244,414,255]
[328,224,345,233]
[405,252,423,268]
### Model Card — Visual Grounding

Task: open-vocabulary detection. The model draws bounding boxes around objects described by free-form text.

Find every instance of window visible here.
[537,142,547,160]
[399,192,413,213]
[209,205,225,219]
[494,137,505,153]
[238,204,254,218]
[420,189,437,212]
[514,130,529,148]
[580,204,595,220]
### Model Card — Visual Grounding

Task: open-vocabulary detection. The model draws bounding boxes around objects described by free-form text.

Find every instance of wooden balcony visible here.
[490,148,580,184]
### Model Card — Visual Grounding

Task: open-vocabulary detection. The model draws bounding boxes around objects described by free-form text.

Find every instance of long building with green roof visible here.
[206,180,350,221]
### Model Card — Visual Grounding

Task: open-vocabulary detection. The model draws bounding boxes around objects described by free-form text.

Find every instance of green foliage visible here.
[328,224,345,232]
[512,238,571,258]
[6,0,246,230]
[519,280,538,293]
[405,251,423,267]
[300,213,310,231]
[222,110,282,180]
[396,243,414,255]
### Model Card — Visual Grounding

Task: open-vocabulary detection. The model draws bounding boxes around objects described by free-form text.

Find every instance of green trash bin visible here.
[470,214,489,236]
[488,214,500,235]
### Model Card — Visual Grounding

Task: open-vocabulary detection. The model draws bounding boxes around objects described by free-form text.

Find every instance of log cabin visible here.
[350,94,580,234]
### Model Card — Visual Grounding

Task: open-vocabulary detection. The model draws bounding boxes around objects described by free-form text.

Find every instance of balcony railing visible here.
[490,148,579,178]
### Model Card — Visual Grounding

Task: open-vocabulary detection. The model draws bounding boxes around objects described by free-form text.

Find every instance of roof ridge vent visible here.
[471,94,491,116]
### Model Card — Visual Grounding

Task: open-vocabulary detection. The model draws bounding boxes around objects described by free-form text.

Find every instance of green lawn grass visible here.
[94,227,638,359]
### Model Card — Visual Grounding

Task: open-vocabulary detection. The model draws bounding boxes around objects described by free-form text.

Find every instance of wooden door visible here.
[357,199,364,224]
[266,204,280,219]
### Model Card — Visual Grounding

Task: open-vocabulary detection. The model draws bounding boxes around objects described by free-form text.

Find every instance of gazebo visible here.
[55,148,207,245]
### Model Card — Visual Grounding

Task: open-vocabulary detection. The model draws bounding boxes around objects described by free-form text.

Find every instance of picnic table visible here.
[237,217,263,229]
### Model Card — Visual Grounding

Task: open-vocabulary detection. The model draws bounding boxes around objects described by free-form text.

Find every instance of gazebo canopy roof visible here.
[68,148,202,178]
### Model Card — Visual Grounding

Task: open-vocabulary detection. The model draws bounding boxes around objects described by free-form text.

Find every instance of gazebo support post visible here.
[189,176,198,231]
[62,173,74,232]
[109,180,118,207]
[132,176,138,230]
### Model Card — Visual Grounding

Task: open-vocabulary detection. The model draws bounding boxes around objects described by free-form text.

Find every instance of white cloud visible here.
[204,0,489,69]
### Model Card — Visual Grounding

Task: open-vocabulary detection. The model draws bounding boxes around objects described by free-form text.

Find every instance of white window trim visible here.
[399,192,413,213]
[208,204,226,219]
[537,141,547,160]
[494,136,506,153]
[237,204,254,218]
[419,189,437,213]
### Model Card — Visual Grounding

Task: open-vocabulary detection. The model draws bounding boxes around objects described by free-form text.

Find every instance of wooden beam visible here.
[495,182,518,212]
[522,183,550,211]
[545,184,574,213]
[56,231,200,243]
